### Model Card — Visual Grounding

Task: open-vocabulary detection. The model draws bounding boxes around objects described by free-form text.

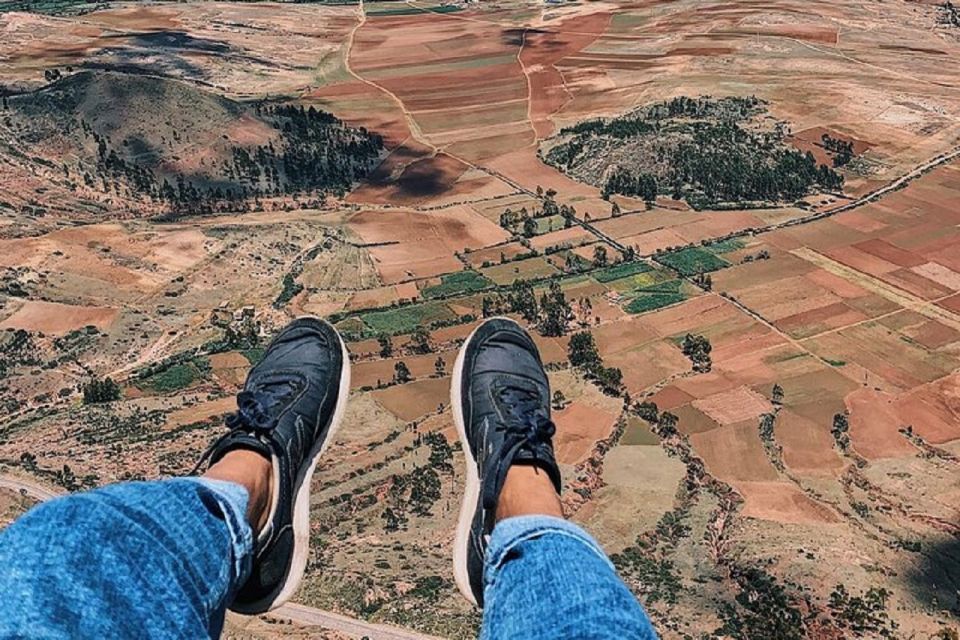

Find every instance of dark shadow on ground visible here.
[904,535,960,617]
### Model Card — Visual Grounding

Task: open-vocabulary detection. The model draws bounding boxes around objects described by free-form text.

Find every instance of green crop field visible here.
[361,301,456,335]
[604,268,674,294]
[137,358,208,394]
[636,279,684,294]
[656,247,730,276]
[594,261,654,283]
[624,292,685,314]
[422,271,494,299]
[535,215,566,235]
[704,238,746,254]
[367,3,461,16]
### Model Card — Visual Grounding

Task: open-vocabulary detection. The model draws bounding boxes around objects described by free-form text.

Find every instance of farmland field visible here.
[2,0,960,638]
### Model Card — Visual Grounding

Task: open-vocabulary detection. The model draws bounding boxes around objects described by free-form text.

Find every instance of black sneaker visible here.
[450,317,562,606]
[197,316,350,614]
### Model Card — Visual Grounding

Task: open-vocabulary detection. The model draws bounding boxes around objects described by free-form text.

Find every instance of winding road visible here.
[0,473,443,640]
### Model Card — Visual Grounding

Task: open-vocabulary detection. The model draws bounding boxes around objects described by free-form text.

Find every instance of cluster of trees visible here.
[481,279,573,337]
[548,95,845,208]
[828,585,896,637]
[718,566,806,640]
[940,1,959,27]
[393,361,412,384]
[831,412,851,452]
[692,271,713,291]
[75,103,382,213]
[81,377,121,404]
[741,249,771,264]
[602,169,658,202]
[568,332,623,395]
[821,134,855,167]
[560,116,655,139]
[680,333,712,373]
[498,188,577,237]
[666,123,845,203]
[0,329,40,378]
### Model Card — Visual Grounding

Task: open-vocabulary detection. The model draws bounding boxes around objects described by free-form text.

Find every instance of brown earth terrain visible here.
[1,0,959,638]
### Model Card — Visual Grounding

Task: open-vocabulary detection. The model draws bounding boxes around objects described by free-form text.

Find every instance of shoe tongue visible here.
[244,376,299,417]
[497,384,547,427]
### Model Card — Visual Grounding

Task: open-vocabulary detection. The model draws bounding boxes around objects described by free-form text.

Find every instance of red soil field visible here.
[691,386,773,425]
[894,373,960,445]
[373,377,450,422]
[646,385,695,410]
[352,351,456,390]
[689,420,779,483]
[166,396,236,429]
[553,401,618,464]
[0,300,118,335]
[775,410,844,475]
[520,11,611,138]
[348,207,509,283]
[738,482,841,525]
[462,243,528,268]
[846,388,918,459]
[529,226,596,252]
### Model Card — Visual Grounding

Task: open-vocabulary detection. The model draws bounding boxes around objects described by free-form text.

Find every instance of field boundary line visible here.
[790,247,960,332]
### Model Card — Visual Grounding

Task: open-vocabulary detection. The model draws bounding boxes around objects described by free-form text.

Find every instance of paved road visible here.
[0,473,443,640]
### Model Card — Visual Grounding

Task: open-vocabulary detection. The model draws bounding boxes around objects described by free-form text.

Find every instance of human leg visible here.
[451,317,658,639]
[0,477,252,639]
[0,316,351,637]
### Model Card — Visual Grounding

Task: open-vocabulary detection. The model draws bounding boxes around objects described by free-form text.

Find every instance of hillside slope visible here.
[0,71,383,227]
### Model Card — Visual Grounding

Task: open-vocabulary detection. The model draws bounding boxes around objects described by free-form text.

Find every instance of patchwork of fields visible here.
[2,0,960,638]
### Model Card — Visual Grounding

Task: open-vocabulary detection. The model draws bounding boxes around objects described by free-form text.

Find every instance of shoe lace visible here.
[190,386,291,474]
[482,385,556,509]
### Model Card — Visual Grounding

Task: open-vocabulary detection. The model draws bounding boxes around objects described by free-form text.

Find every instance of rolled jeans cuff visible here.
[485,515,613,585]
[192,478,254,587]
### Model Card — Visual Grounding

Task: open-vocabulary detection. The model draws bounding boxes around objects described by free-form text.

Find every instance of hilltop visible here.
[0,70,383,227]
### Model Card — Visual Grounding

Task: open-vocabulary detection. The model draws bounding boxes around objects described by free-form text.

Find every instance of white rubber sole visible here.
[233,317,352,615]
[451,320,481,607]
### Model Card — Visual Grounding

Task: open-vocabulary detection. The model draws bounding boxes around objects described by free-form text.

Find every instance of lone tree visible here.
[539,280,572,337]
[82,377,121,404]
[831,412,850,451]
[378,333,393,358]
[593,245,608,268]
[771,383,784,406]
[394,361,412,384]
[552,389,567,411]
[508,279,539,322]
[568,331,602,371]
[411,326,431,354]
[634,400,659,423]
[681,333,712,373]
[656,412,680,439]
[434,357,446,377]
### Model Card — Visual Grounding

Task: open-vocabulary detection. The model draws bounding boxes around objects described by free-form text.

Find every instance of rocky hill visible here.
[540,96,845,210]
[0,70,383,225]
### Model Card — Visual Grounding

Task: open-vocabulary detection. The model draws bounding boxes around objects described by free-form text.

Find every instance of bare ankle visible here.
[495,464,563,522]
[203,449,273,534]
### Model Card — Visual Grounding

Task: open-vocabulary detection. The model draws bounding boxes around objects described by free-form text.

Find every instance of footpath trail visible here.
[0,473,444,640]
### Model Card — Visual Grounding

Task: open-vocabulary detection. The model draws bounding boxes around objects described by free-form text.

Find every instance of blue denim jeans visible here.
[0,479,657,639]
